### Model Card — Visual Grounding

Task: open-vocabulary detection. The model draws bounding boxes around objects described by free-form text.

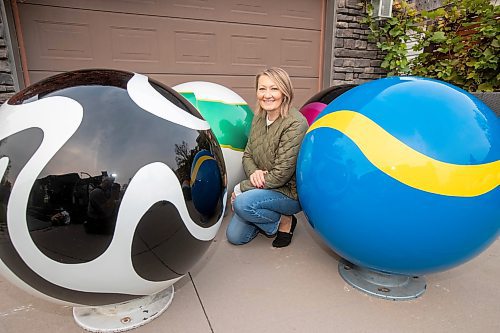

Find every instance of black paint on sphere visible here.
[302,84,357,107]
[131,201,211,281]
[0,69,225,305]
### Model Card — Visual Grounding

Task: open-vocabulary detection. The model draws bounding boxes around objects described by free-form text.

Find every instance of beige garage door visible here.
[17,0,323,107]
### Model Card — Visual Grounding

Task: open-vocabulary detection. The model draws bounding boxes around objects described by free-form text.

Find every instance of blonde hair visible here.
[255,67,294,118]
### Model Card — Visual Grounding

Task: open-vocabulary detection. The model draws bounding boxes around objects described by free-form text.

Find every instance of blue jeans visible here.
[226,189,301,245]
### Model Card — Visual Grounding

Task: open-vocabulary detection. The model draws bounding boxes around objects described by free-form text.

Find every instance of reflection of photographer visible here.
[85,177,120,234]
[50,209,70,225]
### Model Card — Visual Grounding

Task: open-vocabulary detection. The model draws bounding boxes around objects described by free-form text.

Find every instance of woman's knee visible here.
[226,212,258,245]
[226,223,249,245]
[226,232,245,245]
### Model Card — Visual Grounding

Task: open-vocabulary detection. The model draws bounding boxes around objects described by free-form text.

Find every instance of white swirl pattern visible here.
[128,74,210,130]
[0,80,225,297]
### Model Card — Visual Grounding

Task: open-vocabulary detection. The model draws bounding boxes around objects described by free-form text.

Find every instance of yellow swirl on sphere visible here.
[308,110,500,197]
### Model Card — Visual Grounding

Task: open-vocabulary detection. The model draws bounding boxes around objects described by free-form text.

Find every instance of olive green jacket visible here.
[239,108,308,200]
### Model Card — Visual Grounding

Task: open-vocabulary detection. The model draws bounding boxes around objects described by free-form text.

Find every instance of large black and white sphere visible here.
[0,69,226,306]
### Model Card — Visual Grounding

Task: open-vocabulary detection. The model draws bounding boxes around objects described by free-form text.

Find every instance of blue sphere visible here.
[297,76,500,276]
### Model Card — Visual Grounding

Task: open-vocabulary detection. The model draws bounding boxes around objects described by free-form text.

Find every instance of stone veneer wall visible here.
[0,13,15,103]
[331,0,386,86]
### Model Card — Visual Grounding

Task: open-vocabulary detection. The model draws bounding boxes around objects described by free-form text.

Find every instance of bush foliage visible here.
[362,0,499,91]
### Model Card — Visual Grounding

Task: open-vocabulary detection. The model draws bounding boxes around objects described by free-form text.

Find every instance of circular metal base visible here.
[338,260,426,301]
[73,285,174,332]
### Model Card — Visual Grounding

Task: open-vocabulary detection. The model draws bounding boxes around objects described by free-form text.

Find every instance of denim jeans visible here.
[226,189,301,245]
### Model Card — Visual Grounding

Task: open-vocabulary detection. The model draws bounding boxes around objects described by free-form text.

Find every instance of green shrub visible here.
[361,0,422,75]
[362,0,500,92]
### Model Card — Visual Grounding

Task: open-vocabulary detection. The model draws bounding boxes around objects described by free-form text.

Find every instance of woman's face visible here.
[257,75,283,113]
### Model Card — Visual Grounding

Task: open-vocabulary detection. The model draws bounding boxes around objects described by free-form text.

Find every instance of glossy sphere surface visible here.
[190,150,223,216]
[299,85,356,126]
[297,76,500,276]
[0,69,226,306]
[173,82,253,192]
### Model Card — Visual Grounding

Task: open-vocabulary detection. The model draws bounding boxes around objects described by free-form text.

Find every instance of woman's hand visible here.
[250,170,268,189]
[231,184,242,211]
[230,191,236,211]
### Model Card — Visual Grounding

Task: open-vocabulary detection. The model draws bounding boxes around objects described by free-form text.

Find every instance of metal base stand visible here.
[73,285,174,332]
[338,260,426,301]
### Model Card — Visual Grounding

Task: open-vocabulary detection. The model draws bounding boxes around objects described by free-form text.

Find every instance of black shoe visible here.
[272,215,297,248]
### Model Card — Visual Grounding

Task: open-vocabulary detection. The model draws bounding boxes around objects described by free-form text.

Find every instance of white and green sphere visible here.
[173,82,253,192]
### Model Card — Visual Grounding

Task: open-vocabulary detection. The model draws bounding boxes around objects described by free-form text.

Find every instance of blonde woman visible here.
[226,67,308,247]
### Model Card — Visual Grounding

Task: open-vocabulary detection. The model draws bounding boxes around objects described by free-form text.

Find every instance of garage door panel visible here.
[173,29,218,65]
[21,5,319,77]
[230,34,267,67]
[20,1,321,106]
[104,15,168,70]
[20,6,96,66]
[110,26,161,63]
[20,6,167,72]
[36,19,93,61]
[280,37,318,72]
[280,0,322,24]
[225,25,319,76]
[171,0,217,13]
[22,0,169,18]
[22,0,321,30]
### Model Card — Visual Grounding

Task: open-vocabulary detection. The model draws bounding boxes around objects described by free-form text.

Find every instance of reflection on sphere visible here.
[0,69,226,306]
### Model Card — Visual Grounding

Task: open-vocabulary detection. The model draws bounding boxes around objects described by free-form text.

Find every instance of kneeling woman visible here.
[226,67,308,248]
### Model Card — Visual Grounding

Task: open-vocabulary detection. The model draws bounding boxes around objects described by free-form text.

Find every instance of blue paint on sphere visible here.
[297,76,500,275]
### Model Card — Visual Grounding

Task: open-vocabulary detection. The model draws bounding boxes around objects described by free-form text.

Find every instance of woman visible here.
[226,67,308,247]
